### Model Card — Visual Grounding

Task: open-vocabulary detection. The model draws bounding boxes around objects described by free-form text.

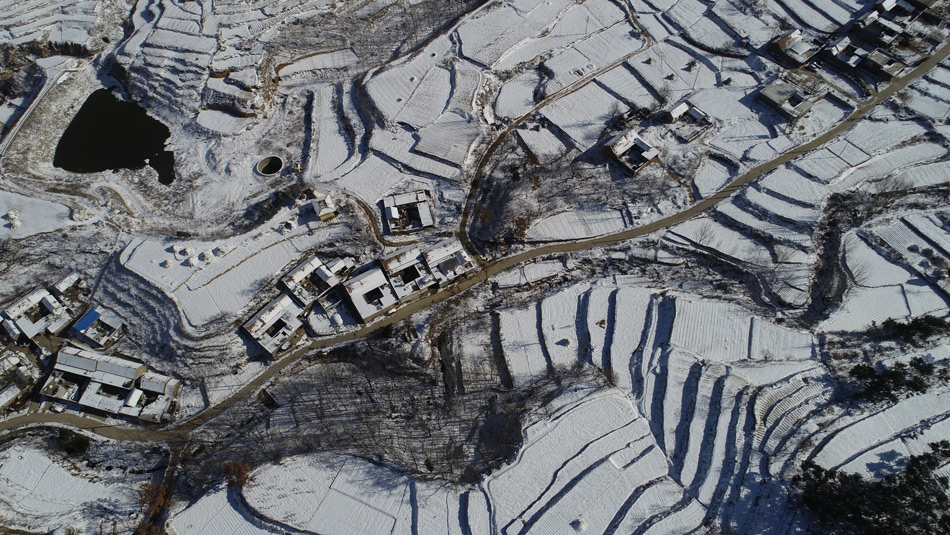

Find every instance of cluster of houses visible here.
[41,346,180,422]
[0,275,180,423]
[605,101,710,171]
[766,0,941,118]
[243,237,476,357]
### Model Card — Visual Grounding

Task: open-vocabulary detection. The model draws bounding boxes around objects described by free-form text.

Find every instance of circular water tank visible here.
[256,156,283,176]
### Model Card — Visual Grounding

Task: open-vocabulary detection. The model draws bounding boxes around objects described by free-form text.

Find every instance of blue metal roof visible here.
[74,309,101,332]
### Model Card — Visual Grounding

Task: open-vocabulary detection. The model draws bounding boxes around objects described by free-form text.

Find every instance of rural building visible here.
[878,0,917,16]
[856,16,904,47]
[42,346,179,421]
[758,83,822,121]
[861,49,907,79]
[664,102,691,123]
[771,29,818,65]
[72,307,123,348]
[1,287,73,342]
[51,273,83,304]
[380,246,435,300]
[0,384,22,411]
[0,350,36,412]
[605,129,659,170]
[309,193,338,222]
[242,294,304,357]
[422,238,476,285]
[381,190,435,233]
[281,254,354,308]
[826,36,870,68]
[343,266,399,322]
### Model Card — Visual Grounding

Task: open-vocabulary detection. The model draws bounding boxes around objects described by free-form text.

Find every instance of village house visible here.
[41,346,179,421]
[72,307,124,348]
[771,29,819,66]
[51,273,83,306]
[422,238,476,285]
[280,254,355,308]
[343,265,399,322]
[1,287,73,342]
[758,82,823,121]
[242,294,304,357]
[861,49,908,79]
[605,129,659,171]
[826,36,869,68]
[381,190,435,233]
[380,246,436,300]
[0,350,38,412]
[309,192,338,222]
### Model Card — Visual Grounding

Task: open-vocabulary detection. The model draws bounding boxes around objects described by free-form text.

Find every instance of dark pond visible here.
[54,89,176,185]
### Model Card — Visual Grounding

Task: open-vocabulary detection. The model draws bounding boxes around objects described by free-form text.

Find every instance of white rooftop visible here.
[54,346,145,389]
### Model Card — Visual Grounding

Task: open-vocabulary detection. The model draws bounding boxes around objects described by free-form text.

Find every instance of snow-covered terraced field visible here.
[164,272,851,534]
[0,0,99,47]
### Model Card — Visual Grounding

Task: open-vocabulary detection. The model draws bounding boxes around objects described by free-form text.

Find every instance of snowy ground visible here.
[0,432,164,534]
[3,0,950,533]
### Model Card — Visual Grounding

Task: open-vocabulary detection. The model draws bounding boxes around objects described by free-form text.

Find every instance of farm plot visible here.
[0,441,152,534]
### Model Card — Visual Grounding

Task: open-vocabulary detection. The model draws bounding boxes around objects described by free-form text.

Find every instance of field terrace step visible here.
[714,201,814,251]
[762,383,830,452]
[659,349,702,461]
[539,284,589,369]
[812,389,950,472]
[584,287,615,368]
[512,434,669,534]
[759,166,830,208]
[676,363,730,491]
[605,477,685,534]
[498,304,549,385]
[739,186,821,230]
[751,369,823,442]
[608,287,656,395]
[695,375,751,505]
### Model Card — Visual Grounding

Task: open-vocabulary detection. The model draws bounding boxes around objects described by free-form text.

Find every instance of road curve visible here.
[1,40,947,445]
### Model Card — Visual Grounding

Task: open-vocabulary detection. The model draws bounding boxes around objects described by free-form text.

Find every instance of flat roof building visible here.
[280,255,354,308]
[72,307,123,348]
[43,346,179,421]
[758,82,823,121]
[1,287,72,341]
[343,266,399,322]
[422,238,476,285]
[381,191,435,233]
[54,346,144,389]
[242,294,304,357]
[0,384,22,411]
[380,246,436,301]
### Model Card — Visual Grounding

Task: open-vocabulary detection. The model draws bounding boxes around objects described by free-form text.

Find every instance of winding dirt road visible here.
[2,39,948,450]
